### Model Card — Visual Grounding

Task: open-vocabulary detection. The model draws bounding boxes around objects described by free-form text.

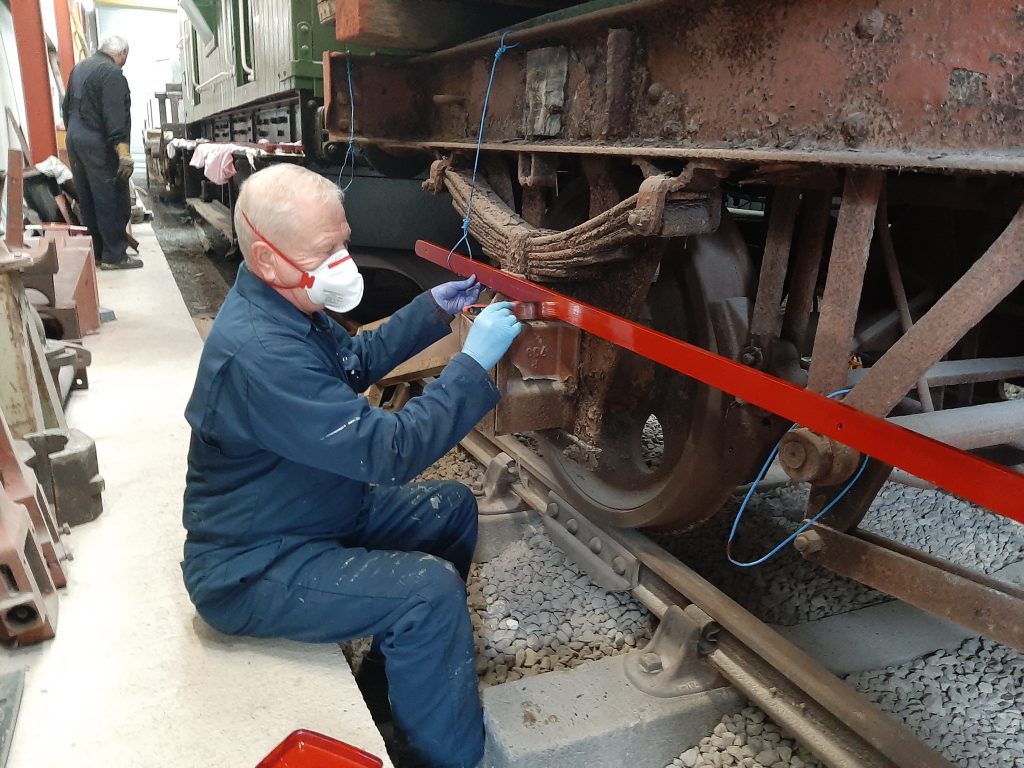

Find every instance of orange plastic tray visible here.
[256,729,384,768]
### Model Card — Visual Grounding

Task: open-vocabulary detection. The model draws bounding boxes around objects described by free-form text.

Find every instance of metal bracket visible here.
[422,157,451,195]
[624,604,726,698]
[478,452,527,516]
[24,427,104,527]
[542,492,638,591]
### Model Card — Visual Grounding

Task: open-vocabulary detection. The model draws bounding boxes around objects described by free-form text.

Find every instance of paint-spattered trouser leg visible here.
[67,131,130,264]
[197,480,483,768]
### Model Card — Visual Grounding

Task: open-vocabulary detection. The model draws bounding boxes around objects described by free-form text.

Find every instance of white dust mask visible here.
[242,212,363,312]
[305,249,363,312]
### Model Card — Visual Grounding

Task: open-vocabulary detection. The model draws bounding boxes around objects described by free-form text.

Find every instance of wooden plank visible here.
[376,333,460,386]
[356,315,461,387]
[5,150,24,250]
[186,197,233,242]
[0,271,43,437]
[523,47,568,138]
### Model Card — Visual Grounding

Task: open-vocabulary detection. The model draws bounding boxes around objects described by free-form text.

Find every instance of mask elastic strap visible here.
[240,211,314,290]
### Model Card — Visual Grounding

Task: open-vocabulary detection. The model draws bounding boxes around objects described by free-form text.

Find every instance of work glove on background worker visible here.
[431,275,482,314]
[462,301,522,370]
[115,142,134,183]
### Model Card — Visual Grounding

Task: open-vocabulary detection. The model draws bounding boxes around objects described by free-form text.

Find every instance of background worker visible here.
[62,34,142,270]
[181,164,521,768]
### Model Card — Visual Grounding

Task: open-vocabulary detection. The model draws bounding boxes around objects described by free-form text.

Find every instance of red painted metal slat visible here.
[415,240,1024,525]
[11,0,58,163]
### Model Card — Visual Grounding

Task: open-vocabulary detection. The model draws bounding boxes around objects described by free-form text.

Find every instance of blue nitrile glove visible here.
[462,301,523,370]
[431,275,483,315]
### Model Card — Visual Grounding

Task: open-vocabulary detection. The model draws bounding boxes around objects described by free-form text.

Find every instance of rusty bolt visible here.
[779,441,808,471]
[612,556,627,575]
[647,82,666,104]
[855,9,885,40]
[841,111,870,146]
[779,429,859,485]
[566,518,579,534]
[661,119,683,139]
[589,537,602,554]
[627,211,650,229]
[639,652,663,674]
[546,502,560,519]
[794,530,824,555]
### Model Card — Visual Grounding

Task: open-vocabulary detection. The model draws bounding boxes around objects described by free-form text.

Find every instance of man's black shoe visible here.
[100,256,144,270]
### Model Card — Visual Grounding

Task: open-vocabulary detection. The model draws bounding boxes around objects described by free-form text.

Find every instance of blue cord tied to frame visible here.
[725,389,869,568]
[337,56,357,192]
[447,31,518,266]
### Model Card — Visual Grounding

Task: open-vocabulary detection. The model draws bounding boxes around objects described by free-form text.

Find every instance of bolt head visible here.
[647,82,666,104]
[589,537,602,554]
[546,502,560,519]
[612,556,627,575]
[856,9,885,39]
[794,530,824,554]
[566,518,579,534]
[780,441,807,468]
[639,652,663,674]
[740,346,762,367]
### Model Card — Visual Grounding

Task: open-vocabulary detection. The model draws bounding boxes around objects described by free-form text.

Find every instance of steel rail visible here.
[415,239,1024,524]
[458,427,951,768]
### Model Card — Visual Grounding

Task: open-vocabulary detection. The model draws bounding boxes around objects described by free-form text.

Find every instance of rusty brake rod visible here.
[415,239,1024,525]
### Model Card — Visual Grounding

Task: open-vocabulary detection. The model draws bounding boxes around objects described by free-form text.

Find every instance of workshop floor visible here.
[0,223,389,767]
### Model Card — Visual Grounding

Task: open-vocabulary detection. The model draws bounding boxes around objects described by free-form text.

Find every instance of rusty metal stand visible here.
[0,150,108,645]
[0,483,59,646]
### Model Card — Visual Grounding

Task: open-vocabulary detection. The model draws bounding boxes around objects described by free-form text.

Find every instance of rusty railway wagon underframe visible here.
[321,0,1024,650]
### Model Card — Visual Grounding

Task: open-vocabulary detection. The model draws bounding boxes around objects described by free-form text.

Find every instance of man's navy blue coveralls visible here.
[182,265,499,767]
[61,51,132,265]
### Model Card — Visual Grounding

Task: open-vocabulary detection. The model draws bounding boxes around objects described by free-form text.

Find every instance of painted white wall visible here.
[96,5,179,160]
[0,3,29,175]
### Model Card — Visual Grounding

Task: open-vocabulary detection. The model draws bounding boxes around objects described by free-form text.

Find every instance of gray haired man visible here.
[62,34,142,270]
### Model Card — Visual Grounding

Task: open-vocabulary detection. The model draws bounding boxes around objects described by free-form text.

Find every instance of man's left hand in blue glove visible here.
[430,275,483,315]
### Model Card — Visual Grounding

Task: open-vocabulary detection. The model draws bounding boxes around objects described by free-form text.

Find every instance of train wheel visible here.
[539,219,754,530]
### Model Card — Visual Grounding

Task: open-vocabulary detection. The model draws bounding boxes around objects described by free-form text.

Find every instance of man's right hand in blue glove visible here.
[462,301,523,371]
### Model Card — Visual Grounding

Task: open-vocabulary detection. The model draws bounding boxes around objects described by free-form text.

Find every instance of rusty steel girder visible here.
[325,0,1024,174]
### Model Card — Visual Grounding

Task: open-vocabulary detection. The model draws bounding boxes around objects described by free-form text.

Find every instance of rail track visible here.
[456,425,953,768]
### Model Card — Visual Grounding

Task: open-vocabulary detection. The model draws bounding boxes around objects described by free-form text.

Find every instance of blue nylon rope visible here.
[447,32,518,266]
[726,389,869,567]
[337,56,356,192]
